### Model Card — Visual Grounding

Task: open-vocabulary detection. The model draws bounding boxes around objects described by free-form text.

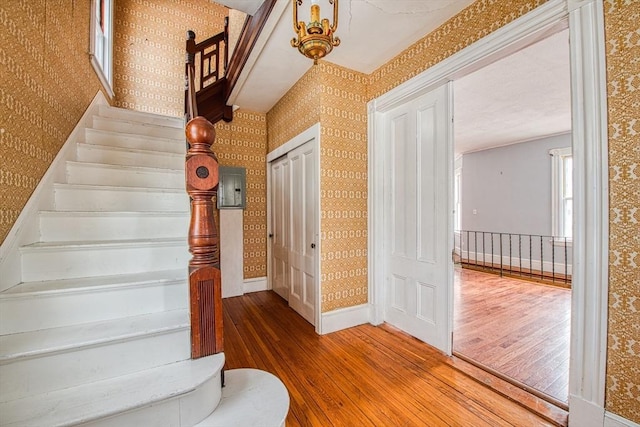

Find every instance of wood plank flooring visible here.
[223,291,556,427]
[453,268,570,404]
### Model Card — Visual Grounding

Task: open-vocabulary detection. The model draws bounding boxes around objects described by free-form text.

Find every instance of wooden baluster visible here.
[185,116,223,358]
[185,30,198,122]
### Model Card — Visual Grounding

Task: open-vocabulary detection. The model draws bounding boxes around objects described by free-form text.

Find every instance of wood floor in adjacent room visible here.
[223,291,556,427]
[453,268,571,404]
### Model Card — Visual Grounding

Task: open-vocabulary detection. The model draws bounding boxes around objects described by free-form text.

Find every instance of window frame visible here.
[550,146,573,243]
[89,0,114,99]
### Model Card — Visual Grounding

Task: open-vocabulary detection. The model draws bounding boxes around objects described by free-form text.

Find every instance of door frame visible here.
[367,0,609,425]
[267,123,322,333]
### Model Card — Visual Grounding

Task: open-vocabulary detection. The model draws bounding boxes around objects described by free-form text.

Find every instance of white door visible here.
[384,83,452,353]
[270,156,290,300]
[287,141,316,325]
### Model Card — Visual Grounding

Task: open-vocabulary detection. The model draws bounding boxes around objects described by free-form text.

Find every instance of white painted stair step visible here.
[195,369,289,427]
[0,309,190,402]
[93,116,185,140]
[0,353,225,427]
[66,161,185,189]
[0,269,187,335]
[39,211,189,241]
[85,128,184,154]
[20,238,189,282]
[53,183,189,212]
[77,143,184,169]
[98,105,183,128]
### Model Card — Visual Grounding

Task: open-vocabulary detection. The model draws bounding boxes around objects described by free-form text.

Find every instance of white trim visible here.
[459,250,573,276]
[569,396,605,427]
[0,91,109,292]
[89,0,114,100]
[266,124,322,334]
[243,277,268,294]
[568,0,609,421]
[320,304,369,335]
[368,0,608,422]
[604,412,640,427]
[550,146,573,239]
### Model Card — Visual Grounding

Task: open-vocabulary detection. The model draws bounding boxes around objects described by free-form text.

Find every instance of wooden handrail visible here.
[225,0,277,99]
[185,116,223,358]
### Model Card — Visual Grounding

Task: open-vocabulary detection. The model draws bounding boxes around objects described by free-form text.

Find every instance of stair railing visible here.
[455,230,572,287]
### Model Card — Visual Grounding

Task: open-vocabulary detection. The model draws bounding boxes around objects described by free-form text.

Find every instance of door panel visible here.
[384,83,452,353]
[270,156,290,300]
[288,141,316,325]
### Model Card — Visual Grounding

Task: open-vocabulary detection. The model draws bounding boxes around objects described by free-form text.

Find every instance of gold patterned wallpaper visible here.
[267,62,369,312]
[604,0,640,421]
[214,110,268,279]
[1,0,101,244]
[113,0,227,117]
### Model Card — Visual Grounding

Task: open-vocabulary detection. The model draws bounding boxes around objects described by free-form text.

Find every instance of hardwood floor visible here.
[223,291,557,427]
[453,268,570,405]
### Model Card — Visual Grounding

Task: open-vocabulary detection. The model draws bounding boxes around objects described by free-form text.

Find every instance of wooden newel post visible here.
[185,116,223,358]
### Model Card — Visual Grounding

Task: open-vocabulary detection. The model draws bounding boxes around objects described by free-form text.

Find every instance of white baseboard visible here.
[243,277,268,294]
[605,412,640,427]
[0,91,108,292]
[569,395,605,427]
[320,304,369,335]
[459,249,573,276]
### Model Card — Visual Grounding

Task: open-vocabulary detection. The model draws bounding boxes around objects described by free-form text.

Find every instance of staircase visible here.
[0,105,248,426]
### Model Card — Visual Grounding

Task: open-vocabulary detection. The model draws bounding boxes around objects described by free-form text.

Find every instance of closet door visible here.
[270,156,290,300]
[287,141,317,325]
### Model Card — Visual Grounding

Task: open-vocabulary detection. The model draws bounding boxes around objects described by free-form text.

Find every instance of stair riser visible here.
[39,213,189,241]
[66,162,185,189]
[0,282,188,335]
[82,372,222,427]
[98,106,183,128]
[0,329,190,402]
[54,186,189,212]
[21,244,190,282]
[85,129,184,154]
[77,144,184,169]
[93,116,185,140]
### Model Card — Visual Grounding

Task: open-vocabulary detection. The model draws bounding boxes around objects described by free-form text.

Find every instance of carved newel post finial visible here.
[185,116,223,358]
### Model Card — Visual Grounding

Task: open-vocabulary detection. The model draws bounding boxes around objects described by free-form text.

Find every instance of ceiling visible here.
[216,0,571,154]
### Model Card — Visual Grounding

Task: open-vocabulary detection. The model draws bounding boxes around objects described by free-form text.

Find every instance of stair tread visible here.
[39,210,189,218]
[67,160,184,174]
[85,127,184,144]
[2,269,186,296]
[0,353,225,427]
[194,368,289,427]
[78,142,184,158]
[94,115,184,132]
[0,309,189,362]
[22,237,187,251]
[53,182,186,193]
[98,106,184,128]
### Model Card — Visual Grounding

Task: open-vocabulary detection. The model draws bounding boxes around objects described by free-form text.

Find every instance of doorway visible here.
[267,125,320,328]
[368,1,608,423]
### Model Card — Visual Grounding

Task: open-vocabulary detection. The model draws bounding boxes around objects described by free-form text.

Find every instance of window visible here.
[550,147,572,240]
[90,0,114,98]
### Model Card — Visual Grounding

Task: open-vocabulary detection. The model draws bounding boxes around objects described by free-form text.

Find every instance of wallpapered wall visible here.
[0,0,102,244]
[112,0,227,117]
[214,110,268,279]
[603,0,640,421]
[267,63,369,312]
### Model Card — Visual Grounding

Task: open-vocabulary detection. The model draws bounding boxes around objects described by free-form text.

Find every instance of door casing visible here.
[267,124,322,333]
[367,1,609,425]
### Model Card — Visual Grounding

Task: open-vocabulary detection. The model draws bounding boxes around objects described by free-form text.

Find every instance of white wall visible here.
[460,133,570,235]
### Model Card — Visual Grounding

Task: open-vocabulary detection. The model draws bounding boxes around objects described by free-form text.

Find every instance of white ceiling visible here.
[216,0,571,154]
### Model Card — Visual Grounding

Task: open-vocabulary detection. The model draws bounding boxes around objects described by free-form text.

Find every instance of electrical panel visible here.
[217,166,246,209]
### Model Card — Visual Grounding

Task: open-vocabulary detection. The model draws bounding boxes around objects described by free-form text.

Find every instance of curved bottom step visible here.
[195,369,289,427]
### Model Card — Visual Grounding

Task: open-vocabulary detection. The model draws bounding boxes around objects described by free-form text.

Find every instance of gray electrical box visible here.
[217,166,246,209]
